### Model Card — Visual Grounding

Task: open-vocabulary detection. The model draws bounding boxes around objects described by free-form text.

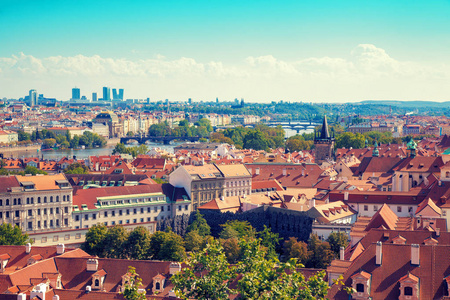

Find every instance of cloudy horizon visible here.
[1,0,449,102]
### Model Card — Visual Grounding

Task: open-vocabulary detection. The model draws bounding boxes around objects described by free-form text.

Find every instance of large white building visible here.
[72,183,191,229]
[0,174,73,232]
[169,163,252,210]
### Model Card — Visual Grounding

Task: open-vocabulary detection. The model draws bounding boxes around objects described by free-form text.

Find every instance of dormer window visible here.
[351,270,371,300]
[152,273,166,294]
[399,273,419,300]
[91,269,106,290]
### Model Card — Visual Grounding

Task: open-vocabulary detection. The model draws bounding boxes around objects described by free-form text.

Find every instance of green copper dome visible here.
[372,141,379,157]
[406,139,417,150]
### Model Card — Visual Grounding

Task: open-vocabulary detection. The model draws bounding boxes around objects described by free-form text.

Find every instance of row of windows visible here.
[0,206,70,218]
[75,217,164,228]
[99,196,165,206]
[40,232,82,243]
[27,218,69,230]
[193,180,250,190]
[73,205,186,221]
[363,205,413,213]
[0,195,70,206]
[226,189,250,197]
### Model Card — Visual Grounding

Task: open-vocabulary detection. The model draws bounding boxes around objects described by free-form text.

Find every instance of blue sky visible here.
[1,0,450,101]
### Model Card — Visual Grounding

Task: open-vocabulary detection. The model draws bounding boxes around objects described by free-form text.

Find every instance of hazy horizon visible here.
[1,0,449,102]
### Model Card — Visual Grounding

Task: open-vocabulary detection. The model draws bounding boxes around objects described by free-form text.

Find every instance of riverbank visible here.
[106,138,120,146]
[0,144,41,157]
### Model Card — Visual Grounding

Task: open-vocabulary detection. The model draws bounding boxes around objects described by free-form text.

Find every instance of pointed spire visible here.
[320,115,330,139]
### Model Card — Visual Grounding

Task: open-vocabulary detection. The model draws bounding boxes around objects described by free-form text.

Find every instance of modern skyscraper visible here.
[112,88,124,100]
[72,87,81,99]
[103,87,111,101]
[29,89,37,106]
[92,92,97,102]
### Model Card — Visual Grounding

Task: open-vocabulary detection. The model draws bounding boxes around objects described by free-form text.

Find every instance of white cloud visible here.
[0,44,449,101]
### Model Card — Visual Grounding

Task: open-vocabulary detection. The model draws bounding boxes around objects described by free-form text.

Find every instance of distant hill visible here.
[358,100,450,108]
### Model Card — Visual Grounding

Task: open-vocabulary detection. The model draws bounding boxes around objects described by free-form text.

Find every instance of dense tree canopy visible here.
[0,223,30,245]
[327,232,349,258]
[64,162,89,174]
[173,238,331,300]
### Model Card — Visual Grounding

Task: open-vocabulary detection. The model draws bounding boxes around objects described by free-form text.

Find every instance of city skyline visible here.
[1,0,449,102]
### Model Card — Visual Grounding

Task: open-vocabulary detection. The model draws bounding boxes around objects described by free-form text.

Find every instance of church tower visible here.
[314,115,335,164]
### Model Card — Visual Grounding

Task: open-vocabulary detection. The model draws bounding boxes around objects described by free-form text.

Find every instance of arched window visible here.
[50,196,53,202]
[56,196,59,202]
[63,195,65,201]
[95,279,99,286]
[38,197,41,203]
[404,287,413,296]
[13,199,16,205]
[6,199,9,205]
[44,197,47,203]
[446,171,450,178]
[356,283,364,293]
[155,282,160,290]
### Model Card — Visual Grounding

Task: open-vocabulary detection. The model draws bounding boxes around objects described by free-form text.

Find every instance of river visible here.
[6,142,181,160]
[4,128,310,160]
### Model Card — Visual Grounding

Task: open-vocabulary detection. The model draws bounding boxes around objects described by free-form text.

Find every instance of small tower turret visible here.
[314,115,335,164]
[372,141,379,157]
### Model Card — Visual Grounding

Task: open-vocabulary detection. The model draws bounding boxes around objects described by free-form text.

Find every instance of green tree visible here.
[186,210,211,237]
[17,130,31,141]
[103,225,129,259]
[243,130,269,150]
[236,239,329,300]
[70,135,80,148]
[112,143,128,154]
[64,162,89,174]
[306,234,334,269]
[127,131,134,137]
[148,231,186,261]
[336,132,365,149]
[0,223,30,245]
[83,224,108,256]
[173,238,331,300]
[184,230,205,252]
[120,266,146,300]
[24,166,47,175]
[42,138,56,149]
[220,220,255,240]
[172,239,235,300]
[221,237,241,263]
[326,232,349,258]
[125,226,151,260]
[257,225,281,260]
[283,237,309,264]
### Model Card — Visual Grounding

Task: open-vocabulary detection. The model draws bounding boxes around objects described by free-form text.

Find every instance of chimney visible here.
[255,168,260,175]
[340,247,345,260]
[169,262,181,275]
[168,290,176,297]
[25,243,31,254]
[86,286,91,293]
[309,198,315,208]
[302,169,305,176]
[17,294,26,300]
[86,259,99,272]
[376,241,382,265]
[436,228,441,237]
[411,244,420,265]
[344,192,349,201]
[282,168,287,176]
[56,244,65,254]
[52,296,60,300]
